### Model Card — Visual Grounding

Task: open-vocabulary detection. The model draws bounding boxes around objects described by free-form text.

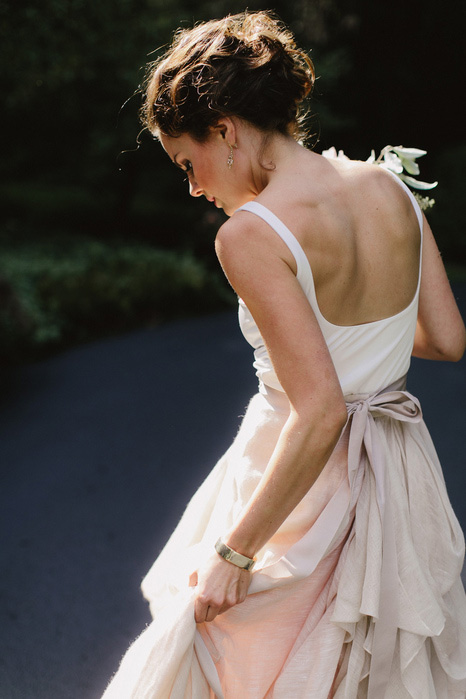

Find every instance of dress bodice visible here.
[236,176,423,397]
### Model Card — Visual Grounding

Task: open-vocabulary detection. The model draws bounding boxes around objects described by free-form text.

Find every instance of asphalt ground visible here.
[1,286,465,699]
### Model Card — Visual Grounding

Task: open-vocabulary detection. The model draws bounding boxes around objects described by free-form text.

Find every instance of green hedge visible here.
[0,235,234,364]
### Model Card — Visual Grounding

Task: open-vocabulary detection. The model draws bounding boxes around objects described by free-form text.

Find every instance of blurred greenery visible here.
[0,230,234,364]
[1,0,465,363]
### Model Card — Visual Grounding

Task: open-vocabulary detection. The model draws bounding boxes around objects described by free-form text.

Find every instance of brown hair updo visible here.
[141,11,315,141]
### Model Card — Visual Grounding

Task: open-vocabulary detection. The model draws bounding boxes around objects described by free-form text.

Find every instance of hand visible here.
[189,551,251,623]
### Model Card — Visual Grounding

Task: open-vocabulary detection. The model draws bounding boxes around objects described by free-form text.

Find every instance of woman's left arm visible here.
[191,213,348,624]
[412,215,466,361]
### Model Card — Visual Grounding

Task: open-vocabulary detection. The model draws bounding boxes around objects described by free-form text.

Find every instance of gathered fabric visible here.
[102,377,466,698]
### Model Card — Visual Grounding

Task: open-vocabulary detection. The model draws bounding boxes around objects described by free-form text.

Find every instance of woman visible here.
[103,11,466,698]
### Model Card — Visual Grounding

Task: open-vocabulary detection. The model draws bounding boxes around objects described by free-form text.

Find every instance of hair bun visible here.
[142,11,315,141]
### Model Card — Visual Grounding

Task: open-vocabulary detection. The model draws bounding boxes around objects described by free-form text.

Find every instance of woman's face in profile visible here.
[159,128,247,216]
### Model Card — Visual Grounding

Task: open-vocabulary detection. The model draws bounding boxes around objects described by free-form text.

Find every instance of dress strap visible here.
[236,201,312,281]
[383,169,424,295]
[384,168,424,232]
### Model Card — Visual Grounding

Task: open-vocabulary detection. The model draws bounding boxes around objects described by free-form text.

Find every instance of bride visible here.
[103,11,466,697]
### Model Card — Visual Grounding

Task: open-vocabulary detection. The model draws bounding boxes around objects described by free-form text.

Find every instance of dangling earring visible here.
[227,143,236,169]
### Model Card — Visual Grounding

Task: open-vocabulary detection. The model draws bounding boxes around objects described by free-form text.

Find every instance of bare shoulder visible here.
[215,213,259,275]
[338,161,421,238]
[361,162,415,206]
[215,208,296,281]
[215,211,255,254]
[340,160,409,199]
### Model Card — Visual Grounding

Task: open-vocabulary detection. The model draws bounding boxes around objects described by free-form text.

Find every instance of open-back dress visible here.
[103,176,466,698]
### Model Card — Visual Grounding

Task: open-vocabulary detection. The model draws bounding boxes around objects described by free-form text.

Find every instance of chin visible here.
[221,203,235,217]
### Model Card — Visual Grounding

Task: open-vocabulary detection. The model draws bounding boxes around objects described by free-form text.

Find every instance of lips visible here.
[205,194,221,209]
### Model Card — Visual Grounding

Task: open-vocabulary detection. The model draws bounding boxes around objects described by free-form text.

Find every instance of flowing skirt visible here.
[102,382,466,698]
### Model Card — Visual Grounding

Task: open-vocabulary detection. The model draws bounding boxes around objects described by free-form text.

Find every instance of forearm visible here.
[224,408,346,559]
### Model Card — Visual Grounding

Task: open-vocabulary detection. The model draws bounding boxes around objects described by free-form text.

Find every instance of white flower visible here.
[392,146,426,175]
[376,145,437,190]
[321,146,350,160]
[380,149,404,175]
[322,143,437,208]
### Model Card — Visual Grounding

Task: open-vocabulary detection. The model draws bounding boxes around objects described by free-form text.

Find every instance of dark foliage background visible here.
[1,0,465,361]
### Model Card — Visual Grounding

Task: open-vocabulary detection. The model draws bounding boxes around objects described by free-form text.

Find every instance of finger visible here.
[218,594,243,616]
[194,600,203,623]
[194,599,210,623]
[188,571,198,587]
[205,605,217,623]
[194,600,219,624]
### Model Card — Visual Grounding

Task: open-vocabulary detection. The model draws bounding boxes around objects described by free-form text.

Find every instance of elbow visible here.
[424,345,465,362]
[446,345,465,362]
[296,398,347,446]
[453,327,466,361]
[289,398,348,485]
[414,329,466,362]
[436,332,466,362]
[331,400,350,435]
[320,398,349,440]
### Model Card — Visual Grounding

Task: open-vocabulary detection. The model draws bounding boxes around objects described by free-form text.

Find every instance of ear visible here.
[211,117,237,146]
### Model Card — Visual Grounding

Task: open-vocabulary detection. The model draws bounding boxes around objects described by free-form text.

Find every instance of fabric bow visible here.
[344,378,422,697]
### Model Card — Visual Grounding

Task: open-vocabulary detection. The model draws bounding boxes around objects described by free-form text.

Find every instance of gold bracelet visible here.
[214,537,256,571]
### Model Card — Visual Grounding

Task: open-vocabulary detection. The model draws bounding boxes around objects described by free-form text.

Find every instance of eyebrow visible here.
[173,153,183,169]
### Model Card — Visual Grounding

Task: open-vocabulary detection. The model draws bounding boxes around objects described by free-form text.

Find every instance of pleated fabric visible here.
[102,380,466,698]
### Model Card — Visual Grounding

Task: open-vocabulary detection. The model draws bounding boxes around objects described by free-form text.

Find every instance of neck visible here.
[248,131,306,193]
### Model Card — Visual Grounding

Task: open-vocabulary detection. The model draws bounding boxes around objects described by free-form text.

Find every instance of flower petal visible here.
[383,151,404,174]
[322,147,337,159]
[392,146,427,159]
[399,158,420,175]
[399,174,438,190]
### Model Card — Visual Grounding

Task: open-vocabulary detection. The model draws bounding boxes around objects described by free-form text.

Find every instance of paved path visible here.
[0,289,465,698]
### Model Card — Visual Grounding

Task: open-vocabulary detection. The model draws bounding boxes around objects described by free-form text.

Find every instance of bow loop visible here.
[368,390,422,423]
[345,387,422,425]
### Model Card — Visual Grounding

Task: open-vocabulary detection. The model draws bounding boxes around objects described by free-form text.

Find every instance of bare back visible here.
[256,155,421,328]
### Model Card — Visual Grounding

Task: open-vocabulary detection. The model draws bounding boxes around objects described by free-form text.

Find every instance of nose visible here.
[188,177,202,198]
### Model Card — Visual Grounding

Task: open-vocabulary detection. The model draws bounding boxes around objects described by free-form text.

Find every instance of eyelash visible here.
[182,161,193,180]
